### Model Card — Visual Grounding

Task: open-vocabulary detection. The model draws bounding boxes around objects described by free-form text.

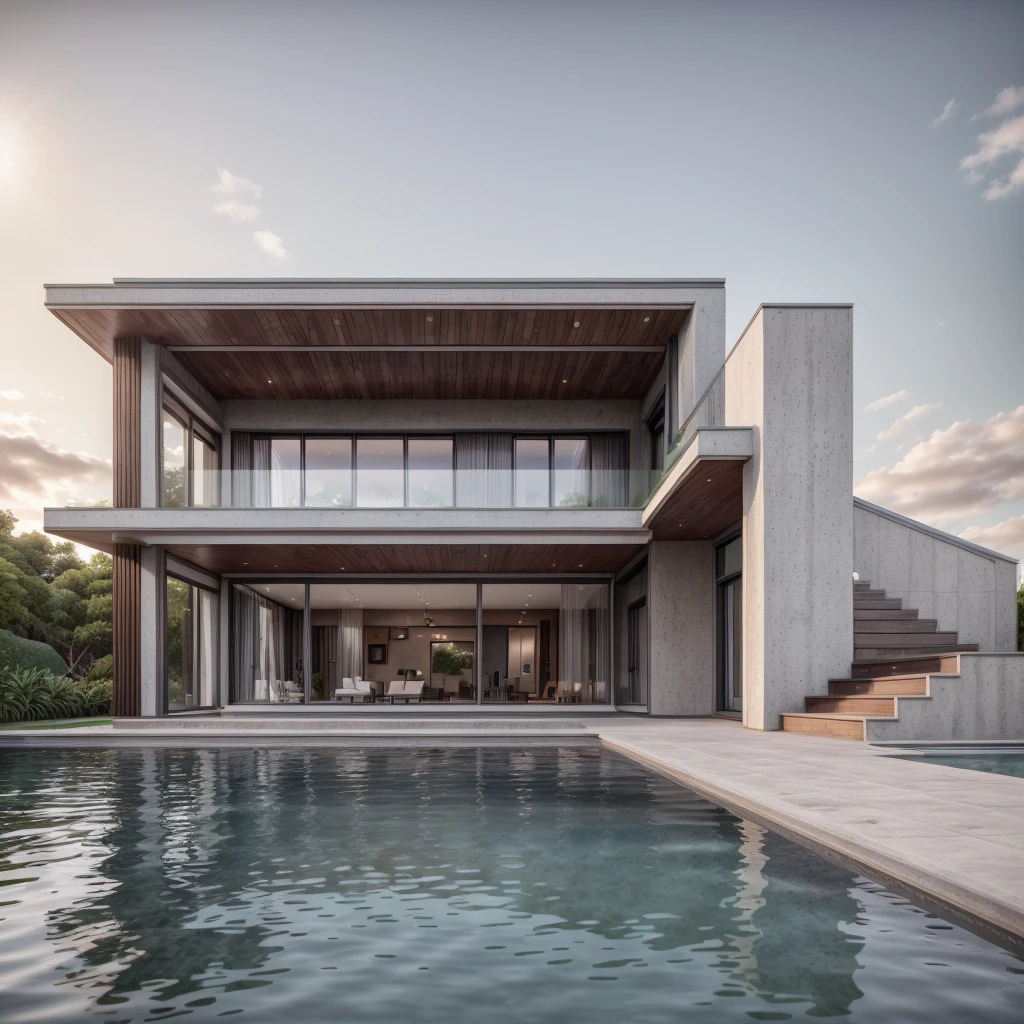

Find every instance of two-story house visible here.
[42,279,1020,739]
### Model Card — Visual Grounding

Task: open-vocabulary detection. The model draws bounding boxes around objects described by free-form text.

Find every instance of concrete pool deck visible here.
[1,714,1022,952]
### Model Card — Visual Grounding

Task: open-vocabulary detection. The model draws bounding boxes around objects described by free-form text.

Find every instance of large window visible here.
[236,432,627,508]
[161,392,220,507]
[166,575,218,711]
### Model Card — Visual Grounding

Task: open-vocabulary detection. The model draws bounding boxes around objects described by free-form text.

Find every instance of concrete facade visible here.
[724,306,855,731]
[853,499,1018,652]
[647,541,715,716]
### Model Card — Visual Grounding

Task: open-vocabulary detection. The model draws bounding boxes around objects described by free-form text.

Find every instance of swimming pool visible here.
[1,747,1021,1022]
[896,751,1024,779]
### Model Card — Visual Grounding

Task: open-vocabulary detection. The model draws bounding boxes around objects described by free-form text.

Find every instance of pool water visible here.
[1,747,1021,1023]
[898,752,1024,779]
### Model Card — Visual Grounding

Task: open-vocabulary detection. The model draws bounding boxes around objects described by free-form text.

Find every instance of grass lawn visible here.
[0,717,112,731]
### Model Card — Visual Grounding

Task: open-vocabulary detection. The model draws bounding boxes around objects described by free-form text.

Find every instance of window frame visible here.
[165,570,220,714]
[160,390,221,508]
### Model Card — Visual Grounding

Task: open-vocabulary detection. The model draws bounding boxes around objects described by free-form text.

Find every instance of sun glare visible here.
[0,121,26,185]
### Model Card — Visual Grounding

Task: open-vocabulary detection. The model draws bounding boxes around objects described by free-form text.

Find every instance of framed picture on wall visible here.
[368,643,387,664]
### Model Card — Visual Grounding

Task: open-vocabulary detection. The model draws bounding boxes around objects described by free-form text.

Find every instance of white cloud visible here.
[253,230,290,259]
[856,405,1024,524]
[960,109,1024,199]
[961,515,1024,562]
[876,401,942,441]
[865,389,909,413]
[0,389,24,400]
[213,197,261,223]
[211,168,263,198]
[975,85,1024,121]
[931,98,959,128]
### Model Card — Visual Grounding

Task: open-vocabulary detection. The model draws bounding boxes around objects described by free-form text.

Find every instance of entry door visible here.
[626,598,648,705]
[720,578,743,711]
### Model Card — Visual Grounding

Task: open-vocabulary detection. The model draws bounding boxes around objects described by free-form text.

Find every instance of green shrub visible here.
[85,654,113,682]
[0,666,111,724]
[0,628,69,676]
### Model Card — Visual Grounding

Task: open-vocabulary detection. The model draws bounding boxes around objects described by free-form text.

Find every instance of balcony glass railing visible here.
[61,469,671,510]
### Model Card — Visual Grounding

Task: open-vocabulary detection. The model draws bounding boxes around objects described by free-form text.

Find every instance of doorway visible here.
[715,536,743,713]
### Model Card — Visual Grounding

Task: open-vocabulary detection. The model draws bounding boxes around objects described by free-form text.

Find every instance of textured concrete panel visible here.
[958,547,996,592]
[877,516,911,593]
[866,653,1024,741]
[908,530,935,592]
[725,307,853,730]
[959,590,996,650]
[647,541,714,716]
[935,541,960,594]
[995,561,1019,651]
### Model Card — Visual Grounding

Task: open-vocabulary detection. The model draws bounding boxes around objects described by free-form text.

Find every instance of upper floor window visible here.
[162,392,220,507]
[647,398,666,472]
[232,431,628,509]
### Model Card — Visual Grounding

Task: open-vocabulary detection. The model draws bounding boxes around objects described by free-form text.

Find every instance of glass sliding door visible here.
[514,438,550,507]
[230,582,306,702]
[166,575,218,711]
[552,438,588,507]
[161,400,188,508]
[192,424,220,507]
[716,536,743,713]
[559,582,611,704]
[356,438,405,507]
[407,438,454,507]
[305,437,353,507]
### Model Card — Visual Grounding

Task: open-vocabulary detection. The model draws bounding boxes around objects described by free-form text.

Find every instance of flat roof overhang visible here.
[43,507,650,575]
[44,278,723,402]
[642,428,754,540]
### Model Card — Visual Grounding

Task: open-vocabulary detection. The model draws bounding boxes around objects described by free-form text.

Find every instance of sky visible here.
[0,0,1021,564]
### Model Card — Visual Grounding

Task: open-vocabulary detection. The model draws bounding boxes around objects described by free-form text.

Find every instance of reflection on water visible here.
[0,747,1021,1023]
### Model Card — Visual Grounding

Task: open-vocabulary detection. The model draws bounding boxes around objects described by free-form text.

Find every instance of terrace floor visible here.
[1,714,1021,953]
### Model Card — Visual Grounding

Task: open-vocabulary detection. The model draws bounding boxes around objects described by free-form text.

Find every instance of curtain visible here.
[252,437,272,508]
[197,588,218,707]
[590,434,628,508]
[559,583,610,702]
[232,432,253,507]
[337,607,363,681]
[455,433,513,507]
[233,584,290,701]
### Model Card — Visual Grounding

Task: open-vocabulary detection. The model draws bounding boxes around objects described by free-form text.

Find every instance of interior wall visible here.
[647,541,714,715]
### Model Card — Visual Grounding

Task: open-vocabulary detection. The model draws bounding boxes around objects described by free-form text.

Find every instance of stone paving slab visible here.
[587,717,1024,952]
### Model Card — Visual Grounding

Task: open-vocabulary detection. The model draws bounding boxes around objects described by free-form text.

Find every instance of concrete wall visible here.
[853,500,1018,652]
[647,541,714,716]
[865,654,1024,742]
[676,288,726,429]
[724,306,854,731]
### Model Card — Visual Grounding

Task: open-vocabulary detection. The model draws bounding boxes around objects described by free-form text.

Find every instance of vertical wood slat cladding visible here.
[112,543,142,717]
[112,338,142,508]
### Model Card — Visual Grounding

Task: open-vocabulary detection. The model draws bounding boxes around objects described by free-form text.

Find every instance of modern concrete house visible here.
[42,279,1021,740]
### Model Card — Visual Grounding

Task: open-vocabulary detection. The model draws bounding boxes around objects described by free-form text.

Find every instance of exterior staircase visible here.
[781,581,979,740]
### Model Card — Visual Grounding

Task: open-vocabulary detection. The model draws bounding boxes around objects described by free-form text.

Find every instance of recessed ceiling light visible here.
[573,321,580,328]
[267,379,272,383]
[578,563,583,567]
[562,379,568,384]
[643,316,650,323]
[707,478,712,483]
[333,318,340,325]
[426,315,433,322]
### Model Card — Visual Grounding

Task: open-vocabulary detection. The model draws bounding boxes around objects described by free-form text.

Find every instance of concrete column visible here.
[139,340,162,508]
[724,306,854,730]
[219,577,230,707]
[139,546,164,716]
[647,540,715,715]
[676,287,726,428]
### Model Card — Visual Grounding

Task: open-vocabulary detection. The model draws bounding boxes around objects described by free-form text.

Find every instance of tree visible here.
[431,642,474,689]
[0,557,30,631]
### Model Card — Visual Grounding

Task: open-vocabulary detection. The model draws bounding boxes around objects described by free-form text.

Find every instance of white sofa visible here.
[334,677,374,703]
[384,679,424,704]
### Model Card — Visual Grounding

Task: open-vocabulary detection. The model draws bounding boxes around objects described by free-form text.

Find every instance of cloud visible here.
[960,515,1024,562]
[211,168,262,198]
[213,197,261,223]
[0,389,24,401]
[960,104,1024,199]
[855,405,1024,524]
[0,430,111,519]
[865,389,909,413]
[974,85,1024,121]
[931,99,960,128]
[876,401,942,441]
[253,230,290,259]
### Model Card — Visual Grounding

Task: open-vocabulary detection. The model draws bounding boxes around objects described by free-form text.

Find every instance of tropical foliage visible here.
[0,509,112,679]
[0,628,69,675]
[0,667,112,724]
[431,642,474,685]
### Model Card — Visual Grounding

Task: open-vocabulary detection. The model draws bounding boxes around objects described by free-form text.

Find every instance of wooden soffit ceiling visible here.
[50,305,689,401]
[164,543,645,576]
